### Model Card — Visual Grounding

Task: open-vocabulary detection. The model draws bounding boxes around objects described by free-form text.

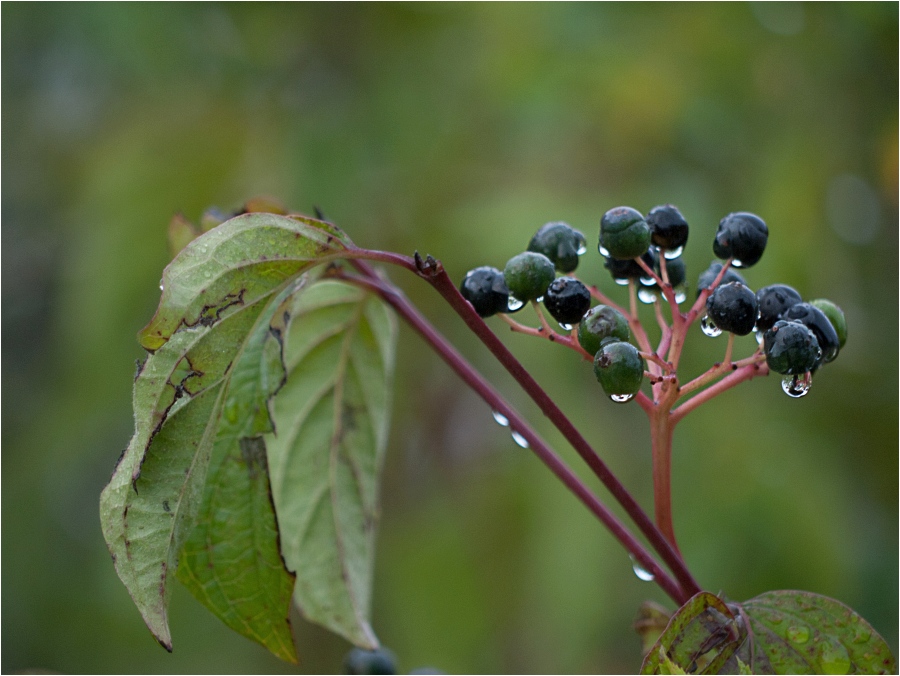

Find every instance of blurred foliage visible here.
[2,3,896,673]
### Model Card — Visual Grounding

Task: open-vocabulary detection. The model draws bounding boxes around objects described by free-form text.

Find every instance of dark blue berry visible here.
[604,248,657,283]
[696,261,746,297]
[344,647,397,675]
[600,207,652,260]
[810,298,847,349]
[782,302,840,365]
[544,277,591,325]
[459,266,512,317]
[646,204,689,253]
[713,212,768,267]
[706,282,758,336]
[764,320,820,375]
[528,221,587,273]
[755,284,802,333]
[503,252,556,303]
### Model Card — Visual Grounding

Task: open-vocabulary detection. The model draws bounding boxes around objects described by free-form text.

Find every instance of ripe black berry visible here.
[578,305,630,355]
[528,221,587,273]
[459,266,512,317]
[782,302,840,365]
[713,212,768,268]
[600,207,652,260]
[594,340,645,399]
[696,261,746,297]
[646,204,689,255]
[503,252,556,303]
[544,277,592,326]
[764,320,820,375]
[604,248,657,283]
[657,256,686,288]
[755,284,802,333]
[344,647,398,675]
[809,299,847,349]
[705,282,758,336]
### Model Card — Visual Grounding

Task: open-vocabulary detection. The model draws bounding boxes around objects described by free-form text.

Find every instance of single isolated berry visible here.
[528,221,587,273]
[544,277,592,326]
[599,207,652,260]
[764,320,820,375]
[705,282,758,336]
[459,266,511,317]
[646,204,689,256]
[605,248,657,284]
[593,340,645,400]
[696,261,746,297]
[713,212,768,268]
[578,305,630,355]
[503,251,556,303]
[809,298,847,349]
[782,302,840,365]
[344,647,398,675]
[756,284,803,333]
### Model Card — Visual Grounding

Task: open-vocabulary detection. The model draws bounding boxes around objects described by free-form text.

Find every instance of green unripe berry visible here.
[578,305,630,355]
[809,298,847,349]
[593,340,645,398]
[528,221,587,273]
[503,251,556,302]
[600,207,652,260]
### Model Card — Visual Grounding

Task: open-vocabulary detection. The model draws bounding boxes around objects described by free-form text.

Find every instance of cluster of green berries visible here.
[459,205,847,400]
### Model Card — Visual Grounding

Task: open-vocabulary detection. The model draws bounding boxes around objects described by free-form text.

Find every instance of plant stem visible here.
[650,408,679,553]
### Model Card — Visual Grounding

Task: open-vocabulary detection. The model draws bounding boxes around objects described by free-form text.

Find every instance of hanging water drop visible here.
[159,283,164,291]
[637,288,657,304]
[610,393,634,403]
[732,258,745,268]
[755,330,765,345]
[507,296,524,312]
[674,291,687,304]
[535,295,544,304]
[491,410,509,427]
[576,235,588,256]
[598,243,610,257]
[510,430,529,448]
[663,246,684,260]
[630,556,655,581]
[639,275,655,287]
[700,315,722,337]
[558,322,573,331]
[614,277,629,286]
[782,372,812,398]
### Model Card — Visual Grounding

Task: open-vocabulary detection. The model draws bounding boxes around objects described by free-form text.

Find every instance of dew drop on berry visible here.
[609,393,634,403]
[510,430,529,448]
[700,315,722,337]
[535,295,544,303]
[663,246,684,260]
[507,296,525,312]
[614,277,629,286]
[491,410,509,427]
[638,288,657,304]
[732,258,745,268]
[755,330,764,345]
[630,555,655,581]
[558,322,573,331]
[639,275,655,287]
[598,243,610,257]
[782,372,812,398]
[674,291,687,304]
[576,234,588,256]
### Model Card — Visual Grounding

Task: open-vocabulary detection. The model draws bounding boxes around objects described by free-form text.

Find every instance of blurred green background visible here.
[2,3,897,673]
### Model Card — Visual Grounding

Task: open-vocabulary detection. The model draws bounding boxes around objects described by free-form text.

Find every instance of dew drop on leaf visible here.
[786,625,810,644]
[818,643,852,675]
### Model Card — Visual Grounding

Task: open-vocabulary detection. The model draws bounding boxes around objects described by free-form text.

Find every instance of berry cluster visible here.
[459,206,846,401]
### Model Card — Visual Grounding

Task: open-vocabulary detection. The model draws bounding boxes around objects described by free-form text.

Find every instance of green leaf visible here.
[635,601,674,656]
[641,590,896,675]
[740,590,896,675]
[266,279,397,649]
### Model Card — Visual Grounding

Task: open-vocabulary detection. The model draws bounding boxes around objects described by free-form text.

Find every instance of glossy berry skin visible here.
[528,221,586,273]
[782,302,840,364]
[578,305,630,356]
[656,256,686,288]
[696,261,746,297]
[810,298,847,349]
[343,647,397,675]
[544,277,592,325]
[459,266,511,317]
[755,284,802,333]
[706,282,758,336]
[764,320,820,375]
[713,212,768,267]
[503,251,556,302]
[600,207,652,260]
[593,340,645,397]
[646,204,689,252]
[604,248,657,282]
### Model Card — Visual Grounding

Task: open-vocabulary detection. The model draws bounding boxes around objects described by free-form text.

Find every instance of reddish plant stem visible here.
[672,361,770,424]
[336,268,690,604]
[345,249,701,599]
[650,406,679,554]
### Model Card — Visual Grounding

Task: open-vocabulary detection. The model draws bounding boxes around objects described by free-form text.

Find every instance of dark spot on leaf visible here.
[134,358,146,381]
[162,500,170,512]
[240,437,268,479]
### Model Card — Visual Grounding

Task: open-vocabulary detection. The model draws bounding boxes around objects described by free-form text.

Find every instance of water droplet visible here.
[663,246,684,260]
[576,235,588,256]
[674,291,687,304]
[782,372,812,398]
[535,295,544,303]
[204,271,212,279]
[787,625,810,644]
[818,643,852,675]
[507,296,525,311]
[598,243,610,257]
[159,284,164,291]
[638,288,658,304]
[614,277,629,286]
[491,410,509,427]
[630,556,655,581]
[852,628,871,644]
[755,330,765,345]
[558,322,573,331]
[700,315,722,337]
[510,430,529,448]
[610,393,634,403]
[465,269,474,279]
[732,258,745,268]
[639,275,656,286]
